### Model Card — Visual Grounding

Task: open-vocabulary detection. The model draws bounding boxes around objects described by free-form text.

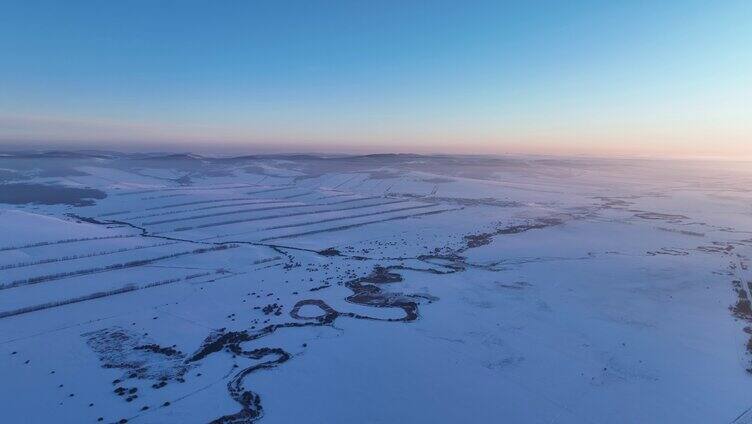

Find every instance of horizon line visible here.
[2,145,751,163]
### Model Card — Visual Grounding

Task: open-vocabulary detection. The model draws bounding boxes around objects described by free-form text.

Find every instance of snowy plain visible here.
[0,152,751,423]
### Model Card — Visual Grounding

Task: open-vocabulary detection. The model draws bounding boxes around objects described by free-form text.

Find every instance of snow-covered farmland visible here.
[1,152,751,423]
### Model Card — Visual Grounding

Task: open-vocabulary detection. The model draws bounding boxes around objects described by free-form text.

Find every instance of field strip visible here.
[0,245,237,290]
[140,190,344,224]
[130,199,285,220]
[115,184,261,196]
[244,185,297,195]
[260,207,462,241]
[0,266,192,311]
[0,234,138,252]
[140,193,186,200]
[314,192,354,200]
[259,203,439,232]
[142,264,222,271]
[143,197,270,211]
[0,240,180,270]
[150,195,391,226]
[278,191,315,200]
[0,271,223,320]
[169,198,407,232]
[142,202,302,225]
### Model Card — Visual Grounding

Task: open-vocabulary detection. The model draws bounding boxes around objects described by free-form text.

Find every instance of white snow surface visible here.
[0,153,751,424]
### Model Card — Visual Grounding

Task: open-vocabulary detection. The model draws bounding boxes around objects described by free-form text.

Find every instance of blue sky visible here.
[1,0,750,156]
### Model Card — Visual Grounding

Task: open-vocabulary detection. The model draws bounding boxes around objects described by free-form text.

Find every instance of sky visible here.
[0,0,750,157]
